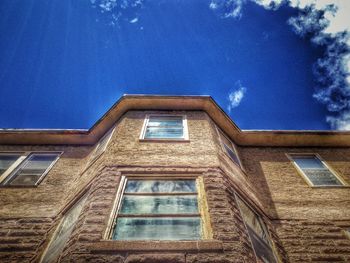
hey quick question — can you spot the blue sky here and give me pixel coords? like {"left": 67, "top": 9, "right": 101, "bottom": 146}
{"left": 0, "top": 0, "right": 349, "bottom": 130}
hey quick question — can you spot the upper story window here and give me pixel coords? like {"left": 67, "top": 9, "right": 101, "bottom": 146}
{"left": 289, "top": 154, "right": 345, "bottom": 187}
{"left": 40, "top": 193, "right": 88, "bottom": 263}
{"left": 218, "top": 129, "right": 241, "bottom": 167}
{"left": 108, "top": 177, "right": 210, "bottom": 240}
{"left": 89, "top": 127, "right": 115, "bottom": 164}
{"left": 140, "top": 115, "right": 189, "bottom": 140}
{"left": 236, "top": 195, "right": 277, "bottom": 263}
{"left": 0, "top": 152, "right": 61, "bottom": 186}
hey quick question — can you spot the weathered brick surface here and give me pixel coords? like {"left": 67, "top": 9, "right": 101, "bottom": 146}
{"left": 0, "top": 217, "right": 54, "bottom": 262}
{"left": 0, "top": 110, "right": 349, "bottom": 262}
{"left": 239, "top": 147, "right": 350, "bottom": 220}
{"left": 239, "top": 147, "right": 350, "bottom": 262}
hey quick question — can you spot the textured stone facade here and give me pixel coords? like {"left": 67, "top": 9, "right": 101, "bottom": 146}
{"left": 0, "top": 110, "right": 349, "bottom": 262}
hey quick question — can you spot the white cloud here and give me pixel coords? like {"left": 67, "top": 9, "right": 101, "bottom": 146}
{"left": 91, "top": 0, "right": 144, "bottom": 26}
{"left": 212, "top": 0, "right": 350, "bottom": 130}
{"left": 228, "top": 82, "right": 247, "bottom": 111}
{"left": 327, "top": 111, "right": 350, "bottom": 130}
{"left": 209, "top": 0, "right": 246, "bottom": 19}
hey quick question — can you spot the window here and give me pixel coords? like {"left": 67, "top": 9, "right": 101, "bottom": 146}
{"left": 40, "top": 193, "right": 88, "bottom": 263}
{"left": 218, "top": 129, "right": 241, "bottom": 166}
{"left": 0, "top": 152, "right": 61, "bottom": 186}
{"left": 109, "top": 178, "right": 208, "bottom": 240}
{"left": 140, "top": 115, "right": 188, "bottom": 140}
{"left": 290, "top": 154, "right": 345, "bottom": 186}
{"left": 236, "top": 195, "right": 277, "bottom": 263}
{"left": 89, "top": 127, "right": 115, "bottom": 163}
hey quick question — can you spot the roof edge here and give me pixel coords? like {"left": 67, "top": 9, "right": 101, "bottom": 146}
{"left": 0, "top": 95, "right": 349, "bottom": 147}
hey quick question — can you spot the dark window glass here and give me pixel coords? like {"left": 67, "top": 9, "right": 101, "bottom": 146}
{"left": 236, "top": 196, "right": 277, "bottom": 263}
{"left": 219, "top": 131, "right": 240, "bottom": 166}
{"left": 3, "top": 153, "right": 59, "bottom": 186}
{"left": 0, "top": 154, "right": 21, "bottom": 175}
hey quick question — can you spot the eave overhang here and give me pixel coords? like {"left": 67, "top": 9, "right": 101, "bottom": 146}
{"left": 0, "top": 95, "right": 349, "bottom": 147}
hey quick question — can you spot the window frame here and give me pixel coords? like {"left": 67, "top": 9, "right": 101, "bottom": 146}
{"left": 234, "top": 193, "right": 279, "bottom": 263}
{"left": 81, "top": 126, "right": 115, "bottom": 174}
{"left": 89, "top": 126, "right": 115, "bottom": 164}
{"left": 104, "top": 174, "right": 212, "bottom": 241}
{"left": 287, "top": 153, "right": 347, "bottom": 187}
{"left": 0, "top": 151, "right": 62, "bottom": 187}
{"left": 39, "top": 191, "right": 88, "bottom": 263}
{"left": 139, "top": 114, "right": 189, "bottom": 141}
{"left": 216, "top": 126, "right": 242, "bottom": 168}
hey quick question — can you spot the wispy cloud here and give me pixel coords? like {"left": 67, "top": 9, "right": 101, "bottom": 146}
{"left": 211, "top": 0, "right": 350, "bottom": 130}
{"left": 91, "top": 0, "right": 144, "bottom": 26}
{"left": 228, "top": 81, "right": 247, "bottom": 112}
{"left": 209, "top": 0, "right": 247, "bottom": 19}
{"left": 130, "top": 17, "right": 138, "bottom": 23}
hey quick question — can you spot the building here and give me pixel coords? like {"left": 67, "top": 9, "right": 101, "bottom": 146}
{"left": 0, "top": 95, "right": 349, "bottom": 263}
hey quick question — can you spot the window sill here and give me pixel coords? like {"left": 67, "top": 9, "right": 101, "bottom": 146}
{"left": 90, "top": 240, "right": 223, "bottom": 253}
{"left": 139, "top": 139, "right": 190, "bottom": 143}
{"left": 0, "top": 185, "right": 39, "bottom": 188}
{"left": 310, "top": 185, "right": 350, "bottom": 188}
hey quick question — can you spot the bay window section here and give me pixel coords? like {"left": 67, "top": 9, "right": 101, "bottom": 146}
{"left": 111, "top": 179, "right": 202, "bottom": 240}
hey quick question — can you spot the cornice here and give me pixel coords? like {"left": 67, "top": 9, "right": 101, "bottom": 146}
{"left": 0, "top": 95, "right": 349, "bottom": 147}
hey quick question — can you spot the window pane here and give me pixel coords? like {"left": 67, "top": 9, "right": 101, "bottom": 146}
{"left": 144, "top": 116, "right": 184, "bottom": 139}
{"left": 148, "top": 117, "right": 183, "bottom": 127}
{"left": 236, "top": 196, "right": 277, "bottom": 263}
{"left": 303, "top": 169, "right": 342, "bottom": 186}
{"left": 293, "top": 156, "right": 324, "bottom": 169}
{"left": 219, "top": 131, "right": 240, "bottom": 166}
{"left": 0, "top": 155, "right": 21, "bottom": 175}
{"left": 293, "top": 156, "right": 342, "bottom": 186}
{"left": 125, "top": 180, "right": 196, "bottom": 193}
{"left": 236, "top": 197, "right": 267, "bottom": 243}
{"left": 7, "top": 154, "right": 58, "bottom": 186}
{"left": 247, "top": 227, "right": 277, "bottom": 263}
{"left": 223, "top": 144, "right": 240, "bottom": 165}
{"left": 90, "top": 128, "right": 114, "bottom": 161}
{"left": 113, "top": 217, "right": 201, "bottom": 240}
{"left": 145, "top": 127, "right": 183, "bottom": 138}
{"left": 41, "top": 194, "right": 87, "bottom": 263}
{"left": 120, "top": 195, "right": 198, "bottom": 214}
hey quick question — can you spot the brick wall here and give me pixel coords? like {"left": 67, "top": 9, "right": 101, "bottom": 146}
{"left": 0, "top": 110, "right": 350, "bottom": 262}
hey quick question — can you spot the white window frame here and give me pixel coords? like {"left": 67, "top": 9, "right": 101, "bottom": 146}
{"left": 287, "top": 153, "right": 347, "bottom": 187}
{"left": 139, "top": 114, "right": 189, "bottom": 140}
{"left": 104, "top": 174, "right": 212, "bottom": 240}
{"left": 216, "top": 126, "right": 242, "bottom": 168}
{"left": 0, "top": 151, "right": 62, "bottom": 186}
